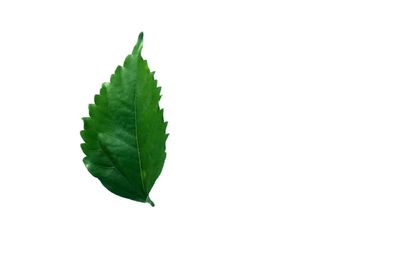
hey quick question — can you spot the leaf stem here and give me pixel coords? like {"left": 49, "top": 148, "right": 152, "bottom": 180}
{"left": 146, "top": 197, "right": 155, "bottom": 207}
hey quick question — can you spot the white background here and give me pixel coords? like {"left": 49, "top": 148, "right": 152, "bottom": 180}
{"left": 0, "top": 0, "right": 399, "bottom": 257}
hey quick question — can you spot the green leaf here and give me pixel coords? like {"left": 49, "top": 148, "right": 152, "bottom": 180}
{"left": 81, "top": 32, "right": 168, "bottom": 206}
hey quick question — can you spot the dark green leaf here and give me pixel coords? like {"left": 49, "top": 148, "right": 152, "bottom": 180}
{"left": 81, "top": 32, "right": 167, "bottom": 206}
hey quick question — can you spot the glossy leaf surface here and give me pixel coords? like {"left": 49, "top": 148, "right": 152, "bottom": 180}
{"left": 81, "top": 33, "right": 167, "bottom": 206}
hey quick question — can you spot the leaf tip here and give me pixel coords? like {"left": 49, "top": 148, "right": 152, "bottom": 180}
{"left": 133, "top": 32, "right": 144, "bottom": 55}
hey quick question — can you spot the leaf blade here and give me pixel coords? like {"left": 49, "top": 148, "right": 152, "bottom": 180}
{"left": 81, "top": 32, "right": 167, "bottom": 205}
